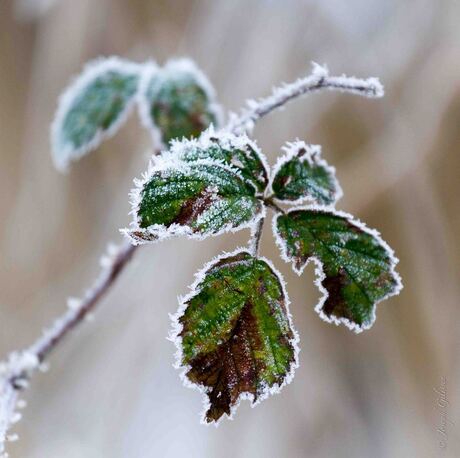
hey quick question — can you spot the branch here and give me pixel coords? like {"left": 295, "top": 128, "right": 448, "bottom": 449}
{"left": 249, "top": 217, "right": 265, "bottom": 257}
{"left": 0, "top": 240, "right": 137, "bottom": 455}
{"left": 0, "top": 378, "right": 20, "bottom": 456}
{"left": 226, "top": 63, "right": 384, "bottom": 134}
{"left": 263, "top": 196, "right": 286, "bottom": 215}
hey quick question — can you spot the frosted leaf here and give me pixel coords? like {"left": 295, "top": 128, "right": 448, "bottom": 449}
{"left": 160, "top": 127, "right": 269, "bottom": 193}
{"left": 123, "top": 159, "right": 264, "bottom": 245}
{"left": 172, "top": 250, "right": 298, "bottom": 424}
{"left": 51, "top": 57, "right": 142, "bottom": 171}
{"left": 274, "top": 207, "right": 402, "bottom": 332}
{"left": 138, "top": 58, "right": 222, "bottom": 146}
{"left": 270, "top": 141, "right": 342, "bottom": 206}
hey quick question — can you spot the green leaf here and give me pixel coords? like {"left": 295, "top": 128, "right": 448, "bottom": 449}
{"left": 174, "top": 251, "right": 298, "bottom": 423}
{"left": 275, "top": 208, "right": 402, "bottom": 332}
{"left": 165, "top": 128, "right": 269, "bottom": 193}
{"left": 123, "top": 160, "right": 264, "bottom": 244}
{"left": 51, "top": 57, "right": 141, "bottom": 171}
{"left": 271, "top": 142, "right": 341, "bottom": 206}
{"left": 139, "top": 59, "right": 221, "bottom": 145}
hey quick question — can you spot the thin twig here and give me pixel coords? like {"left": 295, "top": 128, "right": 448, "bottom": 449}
{"left": 0, "top": 380, "right": 19, "bottom": 455}
{"left": 0, "top": 241, "right": 137, "bottom": 455}
{"left": 263, "top": 196, "right": 286, "bottom": 215}
{"left": 32, "top": 241, "right": 137, "bottom": 364}
{"left": 249, "top": 217, "right": 265, "bottom": 257}
{"left": 226, "top": 63, "right": 384, "bottom": 134}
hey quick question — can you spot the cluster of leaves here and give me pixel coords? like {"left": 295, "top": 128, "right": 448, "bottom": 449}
{"left": 52, "top": 57, "right": 402, "bottom": 425}
{"left": 51, "top": 56, "right": 221, "bottom": 171}
{"left": 125, "top": 133, "right": 401, "bottom": 423}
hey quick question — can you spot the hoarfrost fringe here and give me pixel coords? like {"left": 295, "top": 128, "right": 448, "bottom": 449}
{"left": 227, "top": 62, "right": 384, "bottom": 134}
{"left": 0, "top": 351, "right": 37, "bottom": 457}
{"left": 121, "top": 127, "right": 268, "bottom": 245}
{"left": 51, "top": 56, "right": 143, "bottom": 172}
{"left": 155, "top": 124, "right": 270, "bottom": 176}
{"left": 137, "top": 58, "right": 223, "bottom": 148}
{"left": 271, "top": 205, "right": 403, "bottom": 333}
{"left": 268, "top": 140, "right": 343, "bottom": 206}
{"left": 0, "top": 241, "right": 137, "bottom": 453}
{"left": 169, "top": 248, "right": 300, "bottom": 426}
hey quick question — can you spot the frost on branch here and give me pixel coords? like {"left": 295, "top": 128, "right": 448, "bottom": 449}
{"left": 227, "top": 62, "right": 384, "bottom": 134}
{"left": 122, "top": 129, "right": 268, "bottom": 245}
{"left": 274, "top": 208, "right": 402, "bottom": 332}
{"left": 51, "top": 57, "right": 142, "bottom": 171}
{"left": 172, "top": 250, "right": 298, "bottom": 424}
{"left": 270, "top": 141, "right": 342, "bottom": 206}
{"left": 138, "top": 58, "right": 222, "bottom": 147}
{"left": 0, "top": 351, "right": 39, "bottom": 456}
{"left": 0, "top": 380, "right": 19, "bottom": 457}
{"left": 0, "top": 241, "right": 136, "bottom": 456}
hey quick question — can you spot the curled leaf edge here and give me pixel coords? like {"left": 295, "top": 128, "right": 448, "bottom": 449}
{"left": 272, "top": 205, "right": 403, "bottom": 333}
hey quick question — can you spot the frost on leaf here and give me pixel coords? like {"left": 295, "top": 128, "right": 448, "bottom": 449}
{"left": 51, "top": 57, "right": 141, "bottom": 171}
{"left": 270, "top": 141, "right": 341, "bottom": 206}
{"left": 163, "top": 128, "right": 269, "bottom": 193}
{"left": 138, "top": 58, "right": 221, "bottom": 146}
{"left": 124, "top": 160, "right": 264, "bottom": 244}
{"left": 174, "top": 251, "right": 298, "bottom": 423}
{"left": 274, "top": 208, "right": 402, "bottom": 332}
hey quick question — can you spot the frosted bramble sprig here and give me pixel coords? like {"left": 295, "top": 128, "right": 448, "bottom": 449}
{"left": 0, "top": 58, "right": 401, "bottom": 454}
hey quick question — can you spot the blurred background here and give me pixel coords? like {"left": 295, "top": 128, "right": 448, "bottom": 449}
{"left": 1, "top": 0, "right": 459, "bottom": 456}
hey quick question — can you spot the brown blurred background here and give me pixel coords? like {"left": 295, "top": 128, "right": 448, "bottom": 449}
{"left": 1, "top": 0, "right": 459, "bottom": 457}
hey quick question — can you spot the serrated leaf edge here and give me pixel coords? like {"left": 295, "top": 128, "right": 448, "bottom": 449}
{"left": 51, "top": 56, "right": 145, "bottom": 172}
{"left": 121, "top": 156, "right": 266, "bottom": 245}
{"left": 272, "top": 205, "right": 403, "bottom": 333}
{"left": 137, "top": 58, "right": 224, "bottom": 148}
{"left": 156, "top": 125, "right": 270, "bottom": 179}
{"left": 169, "top": 247, "right": 300, "bottom": 426}
{"left": 268, "top": 141, "right": 343, "bottom": 207}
